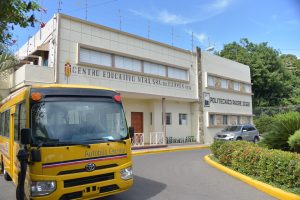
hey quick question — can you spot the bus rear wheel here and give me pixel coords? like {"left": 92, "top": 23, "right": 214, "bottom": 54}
{"left": 2, "top": 163, "right": 12, "bottom": 181}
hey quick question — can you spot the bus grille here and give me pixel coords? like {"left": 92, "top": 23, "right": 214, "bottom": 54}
{"left": 59, "top": 191, "right": 82, "bottom": 200}
{"left": 58, "top": 164, "right": 118, "bottom": 175}
{"left": 64, "top": 173, "right": 114, "bottom": 188}
{"left": 100, "top": 184, "right": 119, "bottom": 193}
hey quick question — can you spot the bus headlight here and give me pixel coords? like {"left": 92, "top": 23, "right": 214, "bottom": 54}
{"left": 120, "top": 166, "right": 133, "bottom": 180}
{"left": 31, "top": 181, "right": 56, "bottom": 196}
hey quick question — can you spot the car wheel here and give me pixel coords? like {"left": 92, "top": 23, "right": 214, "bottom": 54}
{"left": 236, "top": 137, "right": 242, "bottom": 141}
{"left": 253, "top": 136, "right": 259, "bottom": 143}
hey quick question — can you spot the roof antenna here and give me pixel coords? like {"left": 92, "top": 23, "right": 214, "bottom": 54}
{"left": 85, "top": 0, "right": 88, "bottom": 20}
{"left": 206, "top": 37, "right": 215, "bottom": 52}
{"left": 118, "top": 9, "right": 122, "bottom": 31}
{"left": 191, "top": 31, "right": 194, "bottom": 52}
{"left": 147, "top": 20, "right": 150, "bottom": 39}
{"left": 58, "top": 0, "right": 62, "bottom": 13}
{"left": 171, "top": 27, "right": 174, "bottom": 46}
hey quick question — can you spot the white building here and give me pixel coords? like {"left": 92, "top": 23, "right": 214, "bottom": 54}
{"left": 1, "top": 13, "right": 253, "bottom": 145}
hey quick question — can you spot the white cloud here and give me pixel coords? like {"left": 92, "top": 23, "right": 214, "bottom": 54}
{"left": 157, "top": 10, "right": 191, "bottom": 25}
{"left": 185, "top": 30, "right": 207, "bottom": 43}
{"left": 129, "top": 9, "right": 192, "bottom": 25}
{"left": 211, "top": 0, "right": 231, "bottom": 9}
{"left": 129, "top": 0, "right": 233, "bottom": 25}
{"left": 129, "top": 9, "right": 153, "bottom": 20}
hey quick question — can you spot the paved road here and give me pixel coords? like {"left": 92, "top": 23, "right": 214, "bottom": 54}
{"left": 0, "top": 149, "right": 275, "bottom": 200}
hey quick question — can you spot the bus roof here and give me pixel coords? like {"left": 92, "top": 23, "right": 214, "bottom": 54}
{"left": 0, "top": 84, "right": 115, "bottom": 108}
{"left": 31, "top": 84, "right": 114, "bottom": 91}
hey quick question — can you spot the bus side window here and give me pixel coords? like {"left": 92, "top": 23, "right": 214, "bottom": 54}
{"left": 14, "top": 102, "right": 26, "bottom": 141}
{"left": 14, "top": 105, "right": 19, "bottom": 141}
{"left": 0, "top": 112, "right": 3, "bottom": 136}
{"left": 3, "top": 110, "right": 10, "bottom": 137}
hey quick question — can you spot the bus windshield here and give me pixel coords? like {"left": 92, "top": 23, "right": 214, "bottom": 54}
{"left": 31, "top": 100, "right": 128, "bottom": 146}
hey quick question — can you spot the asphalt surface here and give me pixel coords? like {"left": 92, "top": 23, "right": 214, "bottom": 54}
{"left": 0, "top": 149, "right": 275, "bottom": 200}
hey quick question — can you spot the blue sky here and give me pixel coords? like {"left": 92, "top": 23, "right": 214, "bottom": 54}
{"left": 11, "top": 0, "right": 300, "bottom": 57}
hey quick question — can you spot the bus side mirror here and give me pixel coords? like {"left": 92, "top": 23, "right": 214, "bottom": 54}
{"left": 129, "top": 127, "right": 134, "bottom": 139}
{"left": 20, "top": 128, "right": 31, "bottom": 145}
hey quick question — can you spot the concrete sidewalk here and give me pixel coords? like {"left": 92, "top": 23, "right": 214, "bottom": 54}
{"left": 132, "top": 143, "right": 209, "bottom": 156}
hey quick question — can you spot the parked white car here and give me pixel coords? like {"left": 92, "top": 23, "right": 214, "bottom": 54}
{"left": 214, "top": 124, "right": 260, "bottom": 143}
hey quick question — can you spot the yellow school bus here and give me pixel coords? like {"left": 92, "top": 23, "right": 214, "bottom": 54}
{"left": 0, "top": 84, "right": 133, "bottom": 199}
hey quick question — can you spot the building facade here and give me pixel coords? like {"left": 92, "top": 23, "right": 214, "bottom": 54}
{"left": 1, "top": 13, "right": 253, "bottom": 145}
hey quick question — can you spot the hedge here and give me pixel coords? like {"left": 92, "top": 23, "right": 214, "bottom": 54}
{"left": 210, "top": 141, "right": 300, "bottom": 193}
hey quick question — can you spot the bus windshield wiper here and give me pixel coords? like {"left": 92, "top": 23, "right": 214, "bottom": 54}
{"left": 58, "top": 142, "right": 91, "bottom": 148}
{"left": 36, "top": 140, "right": 90, "bottom": 148}
{"left": 88, "top": 138, "right": 126, "bottom": 144}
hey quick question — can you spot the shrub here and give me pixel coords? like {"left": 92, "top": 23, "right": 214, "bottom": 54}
{"left": 253, "top": 114, "right": 274, "bottom": 135}
{"left": 288, "top": 130, "right": 300, "bottom": 153}
{"left": 260, "top": 111, "right": 300, "bottom": 150}
{"left": 210, "top": 141, "right": 300, "bottom": 192}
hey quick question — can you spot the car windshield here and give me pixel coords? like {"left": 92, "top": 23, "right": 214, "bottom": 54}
{"left": 31, "top": 100, "right": 128, "bottom": 146}
{"left": 222, "top": 126, "right": 242, "bottom": 132}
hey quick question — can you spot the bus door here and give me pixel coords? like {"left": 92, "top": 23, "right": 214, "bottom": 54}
{"left": 9, "top": 106, "right": 16, "bottom": 181}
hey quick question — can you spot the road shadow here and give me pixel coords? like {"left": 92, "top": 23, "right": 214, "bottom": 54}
{"left": 101, "top": 175, "right": 167, "bottom": 200}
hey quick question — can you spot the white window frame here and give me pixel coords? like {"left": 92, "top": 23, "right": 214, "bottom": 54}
{"left": 144, "top": 62, "right": 166, "bottom": 77}
{"left": 207, "top": 75, "right": 215, "bottom": 87}
{"left": 209, "top": 114, "right": 215, "bottom": 126}
{"left": 166, "top": 113, "right": 172, "bottom": 125}
{"left": 168, "top": 67, "right": 188, "bottom": 81}
{"left": 179, "top": 113, "right": 187, "bottom": 125}
{"left": 244, "top": 84, "right": 251, "bottom": 93}
{"left": 79, "top": 47, "right": 112, "bottom": 67}
{"left": 233, "top": 82, "right": 240, "bottom": 91}
{"left": 221, "top": 79, "right": 228, "bottom": 89}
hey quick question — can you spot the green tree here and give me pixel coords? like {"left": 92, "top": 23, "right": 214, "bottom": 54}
{"left": 0, "top": 0, "right": 41, "bottom": 47}
{"left": 218, "top": 38, "right": 298, "bottom": 107}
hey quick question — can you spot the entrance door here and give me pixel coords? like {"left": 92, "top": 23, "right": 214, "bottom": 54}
{"left": 131, "top": 112, "right": 143, "bottom": 133}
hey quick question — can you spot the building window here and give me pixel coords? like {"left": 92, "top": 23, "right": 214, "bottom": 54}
{"left": 115, "top": 55, "right": 142, "bottom": 72}
{"left": 223, "top": 115, "right": 228, "bottom": 125}
{"left": 209, "top": 114, "right": 215, "bottom": 126}
{"left": 237, "top": 116, "right": 241, "bottom": 124}
{"left": 144, "top": 62, "right": 166, "bottom": 77}
{"left": 79, "top": 47, "right": 112, "bottom": 67}
{"left": 221, "top": 79, "right": 228, "bottom": 89}
{"left": 233, "top": 82, "right": 240, "bottom": 91}
{"left": 168, "top": 67, "right": 188, "bottom": 81}
{"left": 150, "top": 112, "right": 152, "bottom": 125}
{"left": 244, "top": 84, "right": 251, "bottom": 93}
{"left": 207, "top": 75, "right": 215, "bottom": 87}
{"left": 166, "top": 113, "right": 172, "bottom": 125}
{"left": 179, "top": 114, "right": 187, "bottom": 125}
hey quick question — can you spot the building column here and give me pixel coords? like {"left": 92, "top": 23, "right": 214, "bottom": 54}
{"left": 162, "top": 98, "right": 166, "bottom": 144}
{"left": 197, "top": 47, "right": 205, "bottom": 144}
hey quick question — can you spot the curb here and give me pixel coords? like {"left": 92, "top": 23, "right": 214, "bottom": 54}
{"left": 132, "top": 146, "right": 209, "bottom": 156}
{"left": 204, "top": 155, "right": 300, "bottom": 200}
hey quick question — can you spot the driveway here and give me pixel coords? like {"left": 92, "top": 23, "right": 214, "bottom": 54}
{"left": 0, "top": 149, "right": 275, "bottom": 200}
